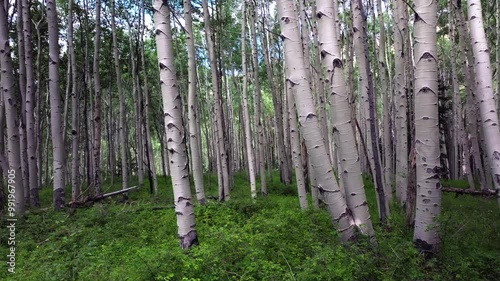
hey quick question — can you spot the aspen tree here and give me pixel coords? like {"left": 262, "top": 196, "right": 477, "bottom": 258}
{"left": 111, "top": 0, "right": 129, "bottom": 192}
{"left": 0, "top": 0, "right": 25, "bottom": 215}
{"left": 316, "top": 0, "right": 375, "bottom": 243}
{"left": 278, "top": 0, "right": 355, "bottom": 242}
{"left": 413, "top": 0, "right": 442, "bottom": 254}
{"left": 467, "top": 0, "right": 500, "bottom": 204}
{"left": 350, "top": 0, "right": 388, "bottom": 220}
{"left": 47, "top": 0, "right": 66, "bottom": 209}
{"left": 153, "top": 0, "right": 198, "bottom": 248}
{"left": 185, "top": 0, "right": 206, "bottom": 204}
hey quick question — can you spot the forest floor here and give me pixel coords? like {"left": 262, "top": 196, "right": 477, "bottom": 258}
{"left": 1, "top": 172, "right": 499, "bottom": 281}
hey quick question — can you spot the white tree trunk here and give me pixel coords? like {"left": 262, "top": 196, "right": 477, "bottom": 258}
{"left": 93, "top": 0, "right": 103, "bottom": 195}
{"left": 184, "top": 0, "right": 206, "bottom": 204}
{"left": 394, "top": 0, "right": 409, "bottom": 205}
{"left": 449, "top": 1, "right": 474, "bottom": 189}
{"left": 47, "top": 0, "right": 66, "bottom": 209}
{"left": 202, "top": 0, "right": 230, "bottom": 200}
{"left": 278, "top": 0, "right": 355, "bottom": 242}
{"left": 467, "top": 0, "right": 500, "bottom": 204}
{"left": 240, "top": 1, "right": 257, "bottom": 199}
{"left": 377, "top": 0, "right": 393, "bottom": 202}
{"left": 21, "top": 0, "right": 39, "bottom": 207}
{"left": 0, "top": 0, "right": 25, "bottom": 216}
{"left": 287, "top": 71, "right": 308, "bottom": 209}
{"left": 248, "top": 1, "right": 267, "bottom": 195}
{"left": 316, "top": 0, "right": 376, "bottom": 243}
{"left": 140, "top": 0, "right": 158, "bottom": 196}
{"left": 350, "top": 0, "right": 389, "bottom": 220}
{"left": 413, "top": 0, "right": 442, "bottom": 254}
{"left": 68, "top": 0, "right": 80, "bottom": 202}
{"left": 128, "top": 29, "right": 145, "bottom": 187}
{"left": 153, "top": 0, "right": 198, "bottom": 248}
{"left": 111, "top": 0, "right": 129, "bottom": 191}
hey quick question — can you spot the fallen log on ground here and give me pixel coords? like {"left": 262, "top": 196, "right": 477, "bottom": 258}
{"left": 68, "top": 186, "right": 139, "bottom": 207}
{"left": 441, "top": 187, "right": 498, "bottom": 197}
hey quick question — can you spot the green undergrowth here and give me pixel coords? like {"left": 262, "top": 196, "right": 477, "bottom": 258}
{"left": 1, "top": 173, "right": 499, "bottom": 280}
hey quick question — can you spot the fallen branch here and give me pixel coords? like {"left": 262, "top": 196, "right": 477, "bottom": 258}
{"left": 441, "top": 187, "right": 498, "bottom": 197}
{"left": 68, "top": 186, "right": 139, "bottom": 207}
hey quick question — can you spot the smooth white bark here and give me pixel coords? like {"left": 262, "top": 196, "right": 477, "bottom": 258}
{"left": 153, "top": 0, "right": 198, "bottom": 248}
{"left": 316, "top": 0, "right": 375, "bottom": 243}
{"left": 47, "top": 0, "right": 66, "bottom": 209}
{"left": 185, "top": 0, "right": 206, "bottom": 204}
{"left": 278, "top": 0, "right": 355, "bottom": 242}
{"left": 467, "top": 0, "right": 500, "bottom": 204}
{"left": 413, "top": 0, "right": 442, "bottom": 254}
{"left": 0, "top": 0, "right": 25, "bottom": 215}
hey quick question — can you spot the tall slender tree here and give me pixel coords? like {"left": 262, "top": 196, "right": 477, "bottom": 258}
{"left": 111, "top": 0, "right": 129, "bottom": 191}
{"left": 153, "top": 0, "right": 198, "bottom": 248}
{"left": 68, "top": 0, "right": 80, "bottom": 202}
{"left": 185, "top": 0, "right": 206, "bottom": 204}
{"left": 316, "top": 0, "right": 375, "bottom": 243}
{"left": 413, "top": 0, "right": 442, "bottom": 254}
{"left": 93, "top": 0, "right": 103, "bottom": 195}
{"left": 248, "top": 0, "right": 267, "bottom": 195}
{"left": 467, "top": 0, "right": 500, "bottom": 205}
{"left": 140, "top": 0, "right": 158, "bottom": 195}
{"left": 202, "top": 0, "right": 230, "bottom": 200}
{"left": 0, "top": 0, "right": 25, "bottom": 216}
{"left": 47, "top": 0, "right": 66, "bottom": 210}
{"left": 240, "top": 0, "right": 257, "bottom": 199}
{"left": 350, "top": 0, "right": 388, "bottom": 221}
{"left": 377, "top": 0, "right": 393, "bottom": 200}
{"left": 278, "top": 0, "right": 355, "bottom": 243}
{"left": 394, "top": 0, "right": 409, "bottom": 206}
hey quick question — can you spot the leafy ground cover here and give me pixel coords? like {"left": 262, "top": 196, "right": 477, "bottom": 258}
{"left": 1, "top": 173, "right": 499, "bottom": 280}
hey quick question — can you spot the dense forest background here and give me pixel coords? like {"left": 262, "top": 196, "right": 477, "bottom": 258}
{"left": 0, "top": 0, "right": 500, "bottom": 280}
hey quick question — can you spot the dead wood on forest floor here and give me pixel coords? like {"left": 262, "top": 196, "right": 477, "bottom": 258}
{"left": 68, "top": 186, "right": 139, "bottom": 207}
{"left": 441, "top": 187, "right": 498, "bottom": 197}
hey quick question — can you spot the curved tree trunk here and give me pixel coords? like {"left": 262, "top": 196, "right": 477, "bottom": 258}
{"left": 316, "top": 0, "right": 376, "bottom": 243}
{"left": 153, "top": 0, "right": 198, "bottom": 249}
{"left": 47, "top": 0, "right": 66, "bottom": 210}
{"left": 278, "top": 0, "right": 355, "bottom": 243}
{"left": 412, "top": 0, "right": 442, "bottom": 254}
